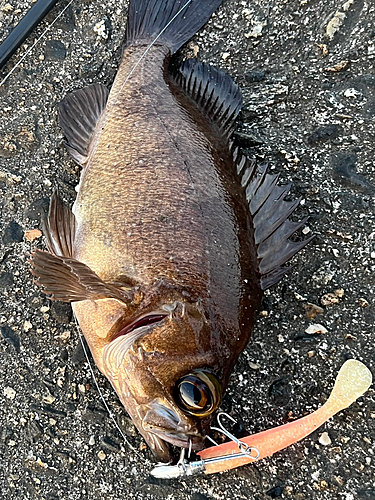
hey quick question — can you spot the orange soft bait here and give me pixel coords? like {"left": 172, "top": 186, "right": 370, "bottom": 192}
{"left": 198, "top": 359, "right": 372, "bottom": 473}
{"left": 151, "top": 360, "right": 372, "bottom": 478}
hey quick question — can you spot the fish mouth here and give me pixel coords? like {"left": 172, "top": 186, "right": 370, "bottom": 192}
{"left": 145, "top": 427, "right": 205, "bottom": 450}
{"left": 111, "top": 312, "right": 168, "bottom": 341}
{"left": 141, "top": 402, "right": 205, "bottom": 451}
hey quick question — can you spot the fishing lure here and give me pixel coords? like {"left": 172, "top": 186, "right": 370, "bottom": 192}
{"left": 151, "top": 359, "right": 372, "bottom": 478}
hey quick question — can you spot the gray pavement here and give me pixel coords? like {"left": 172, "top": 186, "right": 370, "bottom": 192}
{"left": 0, "top": 0, "right": 374, "bottom": 498}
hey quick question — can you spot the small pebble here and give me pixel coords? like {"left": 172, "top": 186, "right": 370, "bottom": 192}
{"left": 4, "top": 387, "right": 16, "bottom": 399}
{"left": 24, "top": 229, "right": 42, "bottom": 242}
{"left": 23, "top": 321, "right": 32, "bottom": 332}
{"left": 249, "top": 361, "right": 261, "bottom": 370}
{"left": 321, "top": 293, "right": 339, "bottom": 306}
{"left": 358, "top": 298, "right": 369, "bottom": 308}
{"left": 50, "top": 302, "right": 72, "bottom": 324}
{"left": 37, "top": 458, "right": 47, "bottom": 468}
{"left": 319, "top": 432, "right": 332, "bottom": 446}
{"left": 43, "top": 394, "right": 56, "bottom": 405}
{"left": 245, "top": 70, "right": 266, "bottom": 83}
{"left": 45, "top": 40, "right": 67, "bottom": 60}
{"left": 56, "top": 331, "right": 71, "bottom": 342}
{"left": 93, "top": 19, "right": 108, "bottom": 40}
{"left": 0, "top": 273, "right": 13, "bottom": 289}
{"left": 326, "top": 11, "right": 346, "bottom": 40}
{"left": 325, "top": 60, "right": 349, "bottom": 72}
{"left": 317, "top": 43, "right": 329, "bottom": 56}
{"left": 3, "top": 221, "right": 23, "bottom": 244}
{"left": 305, "top": 324, "right": 328, "bottom": 334}
{"left": 97, "top": 450, "right": 106, "bottom": 461}
{"left": 303, "top": 302, "right": 324, "bottom": 320}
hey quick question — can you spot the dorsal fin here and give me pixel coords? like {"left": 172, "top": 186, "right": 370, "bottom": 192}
{"left": 234, "top": 150, "right": 313, "bottom": 290}
{"left": 58, "top": 83, "right": 109, "bottom": 166}
{"left": 172, "top": 59, "right": 243, "bottom": 138}
{"left": 42, "top": 191, "right": 76, "bottom": 258}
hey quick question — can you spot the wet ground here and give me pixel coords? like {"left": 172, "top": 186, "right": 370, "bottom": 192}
{"left": 0, "top": 0, "right": 374, "bottom": 498}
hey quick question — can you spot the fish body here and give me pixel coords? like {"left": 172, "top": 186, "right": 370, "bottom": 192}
{"left": 31, "top": 0, "right": 310, "bottom": 461}
{"left": 73, "top": 42, "right": 261, "bottom": 458}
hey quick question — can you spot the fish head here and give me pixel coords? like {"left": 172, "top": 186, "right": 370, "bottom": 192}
{"left": 101, "top": 300, "right": 229, "bottom": 461}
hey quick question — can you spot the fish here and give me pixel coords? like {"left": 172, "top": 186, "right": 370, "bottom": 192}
{"left": 30, "top": 0, "right": 311, "bottom": 462}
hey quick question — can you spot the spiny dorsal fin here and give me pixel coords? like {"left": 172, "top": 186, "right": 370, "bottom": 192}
{"left": 30, "top": 250, "right": 133, "bottom": 304}
{"left": 43, "top": 191, "right": 76, "bottom": 258}
{"left": 172, "top": 59, "right": 243, "bottom": 138}
{"left": 58, "top": 83, "right": 109, "bottom": 166}
{"left": 234, "top": 150, "right": 313, "bottom": 290}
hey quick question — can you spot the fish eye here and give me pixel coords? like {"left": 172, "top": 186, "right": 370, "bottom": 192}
{"left": 174, "top": 370, "right": 222, "bottom": 417}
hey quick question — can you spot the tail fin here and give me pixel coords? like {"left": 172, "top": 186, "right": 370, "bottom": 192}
{"left": 124, "top": 0, "right": 223, "bottom": 54}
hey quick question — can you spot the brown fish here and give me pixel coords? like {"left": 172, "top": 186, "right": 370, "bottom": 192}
{"left": 30, "top": 0, "right": 311, "bottom": 462}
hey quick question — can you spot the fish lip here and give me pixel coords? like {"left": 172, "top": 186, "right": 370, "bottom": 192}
{"left": 110, "top": 311, "right": 168, "bottom": 341}
{"left": 143, "top": 424, "right": 205, "bottom": 450}
{"left": 141, "top": 428, "right": 173, "bottom": 462}
{"left": 141, "top": 402, "right": 205, "bottom": 450}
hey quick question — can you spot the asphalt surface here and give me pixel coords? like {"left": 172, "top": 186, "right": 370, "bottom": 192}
{"left": 0, "top": 0, "right": 374, "bottom": 499}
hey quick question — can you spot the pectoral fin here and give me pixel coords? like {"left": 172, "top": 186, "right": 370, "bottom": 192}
{"left": 31, "top": 192, "right": 133, "bottom": 303}
{"left": 30, "top": 250, "right": 133, "bottom": 304}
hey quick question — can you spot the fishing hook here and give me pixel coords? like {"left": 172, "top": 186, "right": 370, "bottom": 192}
{"left": 211, "top": 412, "right": 260, "bottom": 459}
{"left": 150, "top": 412, "right": 260, "bottom": 479}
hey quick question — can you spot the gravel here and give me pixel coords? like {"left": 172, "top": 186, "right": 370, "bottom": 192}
{"left": 0, "top": 0, "right": 374, "bottom": 498}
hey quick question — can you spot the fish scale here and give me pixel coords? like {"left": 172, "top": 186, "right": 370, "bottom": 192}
{"left": 75, "top": 45, "right": 251, "bottom": 309}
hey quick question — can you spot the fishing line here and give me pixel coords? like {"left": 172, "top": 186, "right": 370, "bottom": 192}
{"left": 0, "top": 0, "right": 75, "bottom": 87}
{"left": 68, "top": 2, "right": 193, "bottom": 463}
{"left": 7, "top": 0, "right": 191, "bottom": 462}
{"left": 106, "top": 0, "right": 192, "bottom": 113}
{"left": 73, "top": 312, "right": 149, "bottom": 463}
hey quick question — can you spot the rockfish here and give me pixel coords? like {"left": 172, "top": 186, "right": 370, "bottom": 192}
{"left": 30, "top": 0, "right": 310, "bottom": 462}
